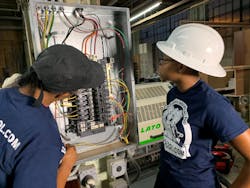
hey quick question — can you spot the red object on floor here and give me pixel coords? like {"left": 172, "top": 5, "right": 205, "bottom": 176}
{"left": 212, "top": 144, "right": 234, "bottom": 174}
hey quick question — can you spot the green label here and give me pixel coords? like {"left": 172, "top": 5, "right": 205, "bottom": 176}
{"left": 139, "top": 136, "right": 163, "bottom": 145}
{"left": 140, "top": 123, "right": 161, "bottom": 133}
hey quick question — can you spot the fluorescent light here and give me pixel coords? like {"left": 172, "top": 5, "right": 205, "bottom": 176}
{"left": 130, "top": 1, "right": 162, "bottom": 22}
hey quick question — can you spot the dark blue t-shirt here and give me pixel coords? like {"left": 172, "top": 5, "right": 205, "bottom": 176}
{"left": 0, "top": 87, "right": 65, "bottom": 188}
{"left": 159, "top": 80, "right": 248, "bottom": 188}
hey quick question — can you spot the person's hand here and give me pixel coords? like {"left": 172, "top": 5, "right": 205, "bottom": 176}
{"left": 57, "top": 144, "right": 77, "bottom": 188}
{"left": 61, "top": 144, "right": 77, "bottom": 169}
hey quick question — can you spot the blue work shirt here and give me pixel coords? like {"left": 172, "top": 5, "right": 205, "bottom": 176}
{"left": 0, "top": 87, "right": 65, "bottom": 188}
{"left": 157, "top": 80, "right": 248, "bottom": 188}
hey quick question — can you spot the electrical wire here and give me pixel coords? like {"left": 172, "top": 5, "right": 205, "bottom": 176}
{"left": 65, "top": 114, "right": 79, "bottom": 118}
{"left": 108, "top": 79, "right": 131, "bottom": 143}
{"left": 36, "top": 9, "right": 55, "bottom": 48}
{"left": 58, "top": 10, "right": 75, "bottom": 29}
{"left": 83, "top": 31, "right": 97, "bottom": 55}
{"left": 77, "top": 13, "right": 100, "bottom": 55}
{"left": 61, "top": 18, "right": 85, "bottom": 44}
{"left": 111, "top": 79, "right": 131, "bottom": 111}
{"left": 109, "top": 95, "right": 129, "bottom": 143}
{"left": 46, "top": 9, "right": 55, "bottom": 48}
{"left": 103, "top": 28, "right": 125, "bottom": 49}
{"left": 61, "top": 26, "right": 75, "bottom": 44}
{"left": 60, "top": 104, "right": 77, "bottom": 108}
{"left": 84, "top": 18, "right": 98, "bottom": 54}
{"left": 42, "top": 9, "right": 128, "bottom": 56}
{"left": 111, "top": 26, "right": 129, "bottom": 49}
{"left": 59, "top": 9, "right": 98, "bottom": 36}
{"left": 85, "top": 14, "right": 107, "bottom": 57}
{"left": 80, "top": 17, "right": 98, "bottom": 55}
{"left": 36, "top": 11, "right": 44, "bottom": 34}
{"left": 77, "top": 13, "right": 127, "bottom": 57}
{"left": 61, "top": 9, "right": 85, "bottom": 33}
{"left": 57, "top": 10, "right": 127, "bottom": 58}
{"left": 128, "top": 157, "right": 141, "bottom": 184}
{"left": 109, "top": 96, "right": 127, "bottom": 131}
{"left": 41, "top": 8, "right": 49, "bottom": 49}
{"left": 68, "top": 95, "right": 77, "bottom": 100}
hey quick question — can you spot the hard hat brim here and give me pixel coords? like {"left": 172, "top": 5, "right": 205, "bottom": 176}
{"left": 157, "top": 41, "right": 226, "bottom": 77}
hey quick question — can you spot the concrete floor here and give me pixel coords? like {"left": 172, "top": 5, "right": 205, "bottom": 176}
{"left": 130, "top": 167, "right": 158, "bottom": 188}
{"left": 130, "top": 150, "right": 244, "bottom": 188}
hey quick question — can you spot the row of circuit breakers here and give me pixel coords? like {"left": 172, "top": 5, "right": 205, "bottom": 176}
{"left": 64, "top": 58, "right": 118, "bottom": 137}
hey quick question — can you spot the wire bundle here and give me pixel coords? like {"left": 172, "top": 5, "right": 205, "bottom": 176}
{"left": 36, "top": 7, "right": 55, "bottom": 49}
{"left": 36, "top": 6, "right": 132, "bottom": 145}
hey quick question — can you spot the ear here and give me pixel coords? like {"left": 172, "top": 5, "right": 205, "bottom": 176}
{"left": 177, "top": 64, "right": 185, "bottom": 73}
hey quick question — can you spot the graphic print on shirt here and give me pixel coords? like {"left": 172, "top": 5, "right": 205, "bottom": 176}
{"left": 162, "top": 99, "right": 192, "bottom": 159}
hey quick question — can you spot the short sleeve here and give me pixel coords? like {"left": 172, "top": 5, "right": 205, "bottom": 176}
{"left": 13, "top": 147, "right": 63, "bottom": 188}
{"left": 206, "top": 98, "right": 248, "bottom": 143}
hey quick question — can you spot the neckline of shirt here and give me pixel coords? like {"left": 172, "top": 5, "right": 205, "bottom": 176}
{"left": 11, "top": 87, "right": 48, "bottom": 109}
{"left": 174, "top": 79, "right": 203, "bottom": 96}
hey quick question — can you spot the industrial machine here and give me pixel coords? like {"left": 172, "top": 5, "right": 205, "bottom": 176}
{"left": 135, "top": 82, "right": 171, "bottom": 145}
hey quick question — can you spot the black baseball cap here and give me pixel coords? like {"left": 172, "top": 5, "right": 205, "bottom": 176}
{"left": 31, "top": 44, "right": 105, "bottom": 93}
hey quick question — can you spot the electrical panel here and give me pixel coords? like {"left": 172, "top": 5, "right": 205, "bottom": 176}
{"left": 26, "top": 0, "right": 137, "bottom": 152}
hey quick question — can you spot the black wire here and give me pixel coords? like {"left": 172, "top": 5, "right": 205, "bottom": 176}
{"left": 52, "top": 36, "right": 56, "bottom": 45}
{"left": 127, "top": 154, "right": 141, "bottom": 184}
{"left": 61, "top": 18, "right": 85, "bottom": 44}
{"left": 61, "top": 26, "right": 74, "bottom": 44}
{"left": 101, "top": 36, "right": 105, "bottom": 58}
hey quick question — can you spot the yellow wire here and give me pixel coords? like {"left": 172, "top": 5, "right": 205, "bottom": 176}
{"left": 68, "top": 96, "right": 77, "bottom": 100}
{"left": 110, "top": 79, "right": 131, "bottom": 111}
{"left": 74, "top": 141, "right": 98, "bottom": 147}
{"left": 109, "top": 96, "right": 128, "bottom": 133}
{"left": 60, "top": 104, "right": 77, "bottom": 108}
{"left": 42, "top": 9, "right": 49, "bottom": 49}
{"left": 65, "top": 110, "right": 78, "bottom": 115}
{"left": 65, "top": 114, "right": 79, "bottom": 118}
{"left": 109, "top": 97, "right": 124, "bottom": 114}
{"left": 108, "top": 79, "right": 131, "bottom": 141}
{"left": 46, "top": 10, "right": 53, "bottom": 36}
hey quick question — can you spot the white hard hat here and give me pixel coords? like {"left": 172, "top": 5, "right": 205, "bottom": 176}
{"left": 157, "top": 23, "right": 226, "bottom": 77}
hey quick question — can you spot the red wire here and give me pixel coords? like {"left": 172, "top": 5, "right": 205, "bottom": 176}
{"left": 60, "top": 13, "right": 126, "bottom": 56}
{"left": 85, "top": 18, "right": 99, "bottom": 54}
{"left": 104, "top": 28, "right": 125, "bottom": 48}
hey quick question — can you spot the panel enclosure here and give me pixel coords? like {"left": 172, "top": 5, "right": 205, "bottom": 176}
{"left": 26, "top": 0, "right": 137, "bottom": 158}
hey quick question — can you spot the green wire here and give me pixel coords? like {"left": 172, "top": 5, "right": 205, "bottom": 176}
{"left": 106, "top": 26, "right": 129, "bottom": 50}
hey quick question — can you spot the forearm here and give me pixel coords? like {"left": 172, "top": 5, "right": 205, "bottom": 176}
{"left": 57, "top": 163, "right": 73, "bottom": 188}
{"left": 230, "top": 160, "right": 250, "bottom": 188}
